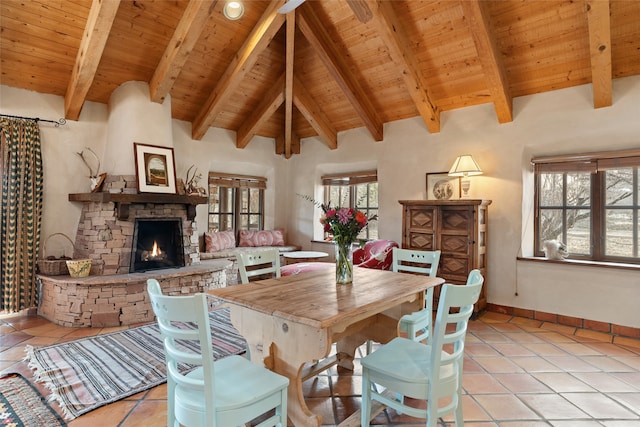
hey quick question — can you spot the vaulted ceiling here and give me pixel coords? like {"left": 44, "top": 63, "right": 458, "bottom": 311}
{"left": 1, "top": 0, "right": 639, "bottom": 158}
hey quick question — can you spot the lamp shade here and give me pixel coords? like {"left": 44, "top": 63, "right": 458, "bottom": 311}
{"left": 448, "top": 155, "right": 483, "bottom": 177}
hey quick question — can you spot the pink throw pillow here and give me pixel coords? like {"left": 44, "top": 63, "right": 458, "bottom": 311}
{"left": 205, "top": 231, "right": 236, "bottom": 252}
{"left": 238, "top": 229, "right": 285, "bottom": 247}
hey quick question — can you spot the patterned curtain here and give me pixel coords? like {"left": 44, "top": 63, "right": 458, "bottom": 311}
{"left": 0, "top": 117, "right": 44, "bottom": 312}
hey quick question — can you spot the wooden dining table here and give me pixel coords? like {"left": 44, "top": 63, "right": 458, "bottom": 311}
{"left": 207, "top": 266, "right": 444, "bottom": 427}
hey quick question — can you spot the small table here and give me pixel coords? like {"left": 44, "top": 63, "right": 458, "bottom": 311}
{"left": 282, "top": 250, "right": 329, "bottom": 265}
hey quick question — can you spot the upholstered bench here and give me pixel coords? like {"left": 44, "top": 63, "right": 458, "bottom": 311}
{"left": 200, "top": 230, "right": 300, "bottom": 284}
{"left": 199, "top": 245, "right": 300, "bottom": 261}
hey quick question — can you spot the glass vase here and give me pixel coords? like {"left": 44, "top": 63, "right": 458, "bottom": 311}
{"left": 335, "top": 240, "right": 353, "bottom": 285}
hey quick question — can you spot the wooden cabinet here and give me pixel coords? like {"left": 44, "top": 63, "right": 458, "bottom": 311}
{"left": 399, "top": 199, "right": 491, "bottom": 313}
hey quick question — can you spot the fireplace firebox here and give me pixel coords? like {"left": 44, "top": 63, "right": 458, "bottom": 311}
{"left": 130, "top": 218, "right": 185, "bottom": 273}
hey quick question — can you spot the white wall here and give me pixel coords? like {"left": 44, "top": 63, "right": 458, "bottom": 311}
{"left": 2, "top": 75, "right": 639, "bottom": 327}
{"left": 105, "top": 81, "right": 174, "bottom": 175}
{"left": 289, "top": 75, "right": 640, "bottom": 328}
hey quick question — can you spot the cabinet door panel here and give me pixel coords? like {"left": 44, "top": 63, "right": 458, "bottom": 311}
{"left": 408, "top": 232, "right": 435, "bottom": 250}
{"left": 408, "top": 207, "right": 435, "bottom": 231}
{"left": 440, "top": 207, "right": 472, "bottom": 234}
{"left": 440, "top": 235, "right": 469, "bottom": 256}
{"left": 440, "top": 256, "right": 469, "bottom": 282}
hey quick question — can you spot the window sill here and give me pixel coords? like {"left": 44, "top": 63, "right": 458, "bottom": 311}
{"left": 311, "top": 239, "right": 372, "bottom": 246}
{"left": 517, "top": 256, "right": 640, "bottom": 271}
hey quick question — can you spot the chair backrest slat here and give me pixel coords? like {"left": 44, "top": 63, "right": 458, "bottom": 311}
{"left": 392, "top": 248, "right": 441, "bottom": 277}
{"left": 237, "top": 249, "right": 281, "bottom": 284}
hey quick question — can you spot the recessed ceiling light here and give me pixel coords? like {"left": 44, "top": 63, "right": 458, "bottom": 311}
{"left": 224, "top": 1, "right": 244, "bottom": 20}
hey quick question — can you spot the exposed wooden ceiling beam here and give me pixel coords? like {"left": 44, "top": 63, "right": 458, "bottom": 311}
{"left": 364, "top": 0, "right": 440, "bottom": 133}
{"left": 293, "top": 75, "right": 338, "bottom": 150}
{"left": 236, "top": 75, "right": 286, "bottom": 149}
{"left": 191, "top": 0, "right": 286, "bottom": 140}
{"left": 346, "top": 0, "right": 373, "bottom": 24}
{"left": 64, "top": 0, "right": 120, "bottom": 121}
{"left": 297, "top": 5, "right": 383, "bottom": 141}
{"left": 275, "top": 132, "right": 300, "bottom": 155}
{"left": 149, "top": 0, "right": 217, "bottom": 104}
{"left": 586, "top": 0, "right": 612, "bottom": 108}
{"left": 461, "top": 0, "right": 512, "bottom": 124}
{"left": 284, "top": 13, "right": 296, "bottom": 158}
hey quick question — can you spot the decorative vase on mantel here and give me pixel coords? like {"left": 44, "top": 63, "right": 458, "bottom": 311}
{"left": 335, "top": 239, "right": 353, "bottom": 285}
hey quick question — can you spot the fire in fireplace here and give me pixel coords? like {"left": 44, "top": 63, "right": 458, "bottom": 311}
{"left": 130, "top": 218, "right": 185, "bottom": 273}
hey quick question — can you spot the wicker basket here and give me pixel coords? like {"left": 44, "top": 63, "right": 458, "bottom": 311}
{"left": 37, "top": 233, "right": 74, "bottom": 276}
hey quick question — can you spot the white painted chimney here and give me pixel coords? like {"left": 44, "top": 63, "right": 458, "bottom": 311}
{"left": 103, "top": 81, "right": 174, "bottom": 175}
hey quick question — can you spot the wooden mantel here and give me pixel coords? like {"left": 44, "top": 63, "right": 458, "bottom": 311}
{"left": 69, "top": 192, "right": 207, "bottom": 220}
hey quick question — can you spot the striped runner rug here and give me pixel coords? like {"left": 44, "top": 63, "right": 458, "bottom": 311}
{"left": 24, "top": 308, "right": 246, "bottom": 420}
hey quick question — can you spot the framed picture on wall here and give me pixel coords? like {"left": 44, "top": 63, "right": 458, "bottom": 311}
{"left": 426, "top": 172, "right": 461, "bottom": 200}
{"left": 134, "top": 142, "right": 177, "bottom": 194}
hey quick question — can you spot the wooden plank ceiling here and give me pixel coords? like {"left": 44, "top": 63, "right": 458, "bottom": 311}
{"left": 1, "top": 0, "right": 639, "bottom": 158}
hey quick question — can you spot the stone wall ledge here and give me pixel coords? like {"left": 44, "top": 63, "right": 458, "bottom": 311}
{"left": 37, "top": 259, "right": 232, "bottom": 327}
{"left": 38, "top": 259, "right": 232, "bottom": 285}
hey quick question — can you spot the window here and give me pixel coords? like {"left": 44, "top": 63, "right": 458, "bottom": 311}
{"left": 322, "top": 170, "right": 378, "bottom": 240}
{"left": 208, "top": 172, "right": 265, "bottom": 233}
{"left": 533, "top": 150, "right": 640, "bottom": 263}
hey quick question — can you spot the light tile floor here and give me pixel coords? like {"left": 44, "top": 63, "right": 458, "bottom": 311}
{"left": 1, "top": 311, "right": 639, "bottom": 426}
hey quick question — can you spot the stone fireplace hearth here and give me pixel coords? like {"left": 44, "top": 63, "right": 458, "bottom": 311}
{"left": 38, "top": 260, "right": 230, "bottom": 327}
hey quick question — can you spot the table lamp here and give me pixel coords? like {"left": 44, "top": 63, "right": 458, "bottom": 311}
{"left": 448, "top": 154, "right": 483, "bottom": 198}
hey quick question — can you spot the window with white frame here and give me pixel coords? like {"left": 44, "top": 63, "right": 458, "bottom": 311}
{"left": 208, "top": 172, "right": 265, "bottom": 233}
{"left": 533, "top": 150, "right": 640, "bottom": 263}
{"left": 322, "top": 170, "right": 378, "bottom": 240}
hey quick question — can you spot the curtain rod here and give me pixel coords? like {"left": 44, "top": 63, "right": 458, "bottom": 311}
{"left": 0, "top": 113, "right": 66, "bottom": 127}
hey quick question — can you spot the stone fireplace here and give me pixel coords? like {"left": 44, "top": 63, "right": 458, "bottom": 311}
{"left": 36, "top": 82, "right": 232, "bottom": 328}
{"left": 69, "top": 175, "right": 203, "bottom": 275}
{"left": 36, "top": 175, "right": 231, "bottom": 328}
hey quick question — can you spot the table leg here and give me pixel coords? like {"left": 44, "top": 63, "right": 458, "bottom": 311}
{"left": 229, "top": 306, "right": 331, "bottom": 427}
{"left": 335, "top": 311, "right": 404, "bottom": 369}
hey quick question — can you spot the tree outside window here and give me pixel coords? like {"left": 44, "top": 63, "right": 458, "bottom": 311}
{"left": 208, "top": 173, "right": 265, "bottom": 235}
{"left": 534, "top": 151, "right": 640, "bottom": 263}
{"left": 323, "top": 170, "right": 378, "bottom": 240}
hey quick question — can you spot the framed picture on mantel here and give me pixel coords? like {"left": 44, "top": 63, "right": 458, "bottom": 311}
{"left": 426, "top": 172, "right": 461, "bottom": 200}
{"left": 134, "top": 142, "right": 177, "bottom": 194}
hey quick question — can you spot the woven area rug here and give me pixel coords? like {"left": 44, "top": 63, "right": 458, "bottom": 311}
{"left": 24, "top": 308, "right": 246, "bottom": 420}
{"left": 0, "top": 373, "right": 67, "bottom": 426}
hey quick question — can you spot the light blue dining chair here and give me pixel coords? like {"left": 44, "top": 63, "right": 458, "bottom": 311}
{"left": 393, "top": 248, "right": 442, "bottom": 344}
{"left": 361, "top": 272, "right": 484, "bottom": 427}
{"left": 365, "top": 248, "right": 441, "bottom": 354}
{"left": 236, "top": 249, "right": 281, "bottom": 284}
{"left": 147, "top": 279, "right": 289, "bottom": 427}
{"left": 397, "top": 259, "right": 483, "bottom": 345}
